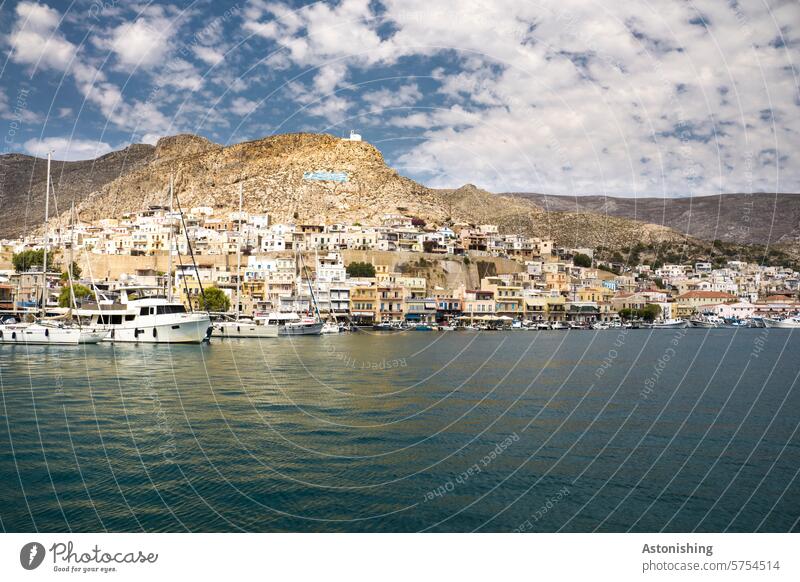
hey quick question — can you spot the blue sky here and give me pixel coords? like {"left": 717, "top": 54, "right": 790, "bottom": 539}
{"left": 1, "top": 0, "right": 798, "bottom": 196}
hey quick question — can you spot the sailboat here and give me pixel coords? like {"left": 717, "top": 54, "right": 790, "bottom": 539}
{"left": 213, "top": 183, "right": 279, "bottom": 338}
{"left": 260, "top": 252, "right": 323, "bottom": 335}
{"left": 0, "top": 152, "right": 107, "bottom": 345}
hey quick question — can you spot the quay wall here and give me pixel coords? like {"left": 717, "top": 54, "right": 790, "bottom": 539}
{"left": 73, "top": 250, "right": 523, "bottom": 288}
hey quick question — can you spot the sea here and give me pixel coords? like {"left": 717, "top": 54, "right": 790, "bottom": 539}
{"left": 1, "top": 328, "right": 798, "bottom": 532}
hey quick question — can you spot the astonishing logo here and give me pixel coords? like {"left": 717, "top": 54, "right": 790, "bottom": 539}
{"left": 20, "top": 542, "right": 46, "bottom": 570}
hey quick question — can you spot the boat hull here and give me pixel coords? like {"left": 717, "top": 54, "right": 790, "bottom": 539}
{"left": 652, "top": 320, "right": 688, "bottom": 329}
{"left": 95, "top": 315, "right": 212, "bottom": 343}
{"left": 0, "top": 324, "right": 108, "bottom": 345}
{"left": 213, "top": 322, "right": 279, "bottom": 338}
{"left": 279, "top": 322, "right": 324, "bottom": 336}
{"left": 763, "top": 317, "right": 800, "bottom": 329}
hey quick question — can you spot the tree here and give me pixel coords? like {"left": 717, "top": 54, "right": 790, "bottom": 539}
{"left": 12, "top": 249, "right": 58, "bottom": 272}
{"left": 411, "top": 217, "right": 426, "bottom": 227}
{"left": 638, "top": 304, "right": 662, "bottom": 322}
{"left": 573, "top": 253, "right": 592, "bottom": 268}
{"left": 58, "top": 284, "right": 93, "bottom": 307}
{"left": 423, "top": 240, "right": 437, "bottom": 253}
{"left": 618, "top": 308, "right": 633, "bottom": 320}
{"left": 346, "top": 261, "right": 376, "bottom": 278}
{"left": 60, "top": 261, "right": 82, "bottom": 281}
{"left": 198, "top": 286, "right": 231, "bottom": 312}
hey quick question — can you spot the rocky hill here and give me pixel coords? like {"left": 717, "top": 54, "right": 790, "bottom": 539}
{"left": 0, "top": 144, "right": 155, "bottom": 238}
{"left": 509, "top": 192, "right": 800, "bottom": 246}
{"left": 25, "top": 132, "right": 683, "bottom": 250}
{"left": 1, "top": 132, "right": 722, "bottom": 253}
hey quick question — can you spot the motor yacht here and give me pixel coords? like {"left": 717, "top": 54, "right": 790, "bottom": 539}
{"left": 77, "top": 286, "right": 212, "bottom": 343}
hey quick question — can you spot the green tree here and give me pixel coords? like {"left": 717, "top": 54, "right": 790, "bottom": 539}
{"left": 12, "top": 249, "right": 58, "bottom": 272}
{"left": 346, "top": 261, "right": 376, "bottom": 278}
{"left": 618, "top": 308, "right": 633, "bottom": 320}
{"left": 198, "top": 287, "right": 231, "bottom": 312}
{"left": 638, "top": 304, "right": 662, "bottom": 321}
{"left": 58, "top": 284, "right": 93, "bottom": 307}
{"left": 573, "top": 253, "right": 592, "bottom": 268}
{"left": 60, "top": 261, "right": 82, "bottom": 281}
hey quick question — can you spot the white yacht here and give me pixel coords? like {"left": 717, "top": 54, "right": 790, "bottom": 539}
{"left": 0, "top": 320, "right": 108, "bottom": 345}
{"left": 77, "top": 286, "right": 212, "bottom": 343}
{"left": 214, "top": 317, "right": 279, "bottom": 338}
{"left": 651, "top": 318, "right": 688, "bottom": 329}
{"left": 763, "top": 315, "right": 800, "bottom": 329}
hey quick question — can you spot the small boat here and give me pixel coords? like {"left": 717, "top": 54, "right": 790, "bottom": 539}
{"left": 412, "top": 323, "right": 433, "bottom": 331}
{"left": 550, "top": 322, "right": 568, "bottom": 330}
{"left": 262, "top": 312, "right": 323, "bottom": 335}
{"left": 535, "top": 322, "right": 550, "bottom": 330}
{"left": 763, "top": 315, "right": 800, "bottom": 329}
{"left": 439, "top": 324, "right": 455, "bottom": 331}
{"left": 320, "top": 321, "right": 341, "bottom": 334}
{"left": 214, "top": 318, "right": 279, "bottom": 338}
{"left": 651, "top": 319, "right": 688, "bottom": 329}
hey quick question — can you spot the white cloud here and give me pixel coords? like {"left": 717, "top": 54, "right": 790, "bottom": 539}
{"left": 230, "top": 97, "right": 259, "bottom": 116}
{"left": 105, "top": 16, "right": 173, "bottom": 70}
{"left": 194, "top": 45, "right": 225, "bottom": 66}
{"left": 24, "top": 136, "right": 113, "bottom": 161}
{"left": 362, "top": 84, "right": 422, "bottom": 112}
{"left": 7, "top": 1, "right": 77, "bottom": 71}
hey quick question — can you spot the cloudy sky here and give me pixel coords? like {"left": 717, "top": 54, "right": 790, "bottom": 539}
{"left": 1, "top": 0, "right": 798, "bottom": 196}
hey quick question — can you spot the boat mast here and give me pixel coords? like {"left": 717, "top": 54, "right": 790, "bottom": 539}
{"left": 41, "top": 151, "right": 51, "bottom": 318}
{"left": 235, "top": 182, "right": 243, "bottom": 321}
{"left": 67, "top": 202, "right": 77, "bottom": 319}
{"left": 167, "top": 174, "right": 174, "bottom": 302}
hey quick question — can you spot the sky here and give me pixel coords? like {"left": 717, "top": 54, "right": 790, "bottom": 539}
{"left": 0, "top": 0, "right": 798, "bottom": 197}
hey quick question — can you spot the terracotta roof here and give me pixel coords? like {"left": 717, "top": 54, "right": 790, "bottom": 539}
{"left": 676, "top": 291, "right": 737, "bottom": 299}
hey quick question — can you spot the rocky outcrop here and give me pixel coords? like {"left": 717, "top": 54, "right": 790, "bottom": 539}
{"left": 0, "top": 144, "right": 155, "bottom": 237}
{"left": 7, "top": 131, "right": 693, "bottom": 251}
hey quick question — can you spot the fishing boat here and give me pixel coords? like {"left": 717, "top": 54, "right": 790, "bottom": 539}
{"left": 651, "top": 318, "right": 688, "bottom": 329}
{"left": 763, "top": 315, "right": 800, "bottom": 329}
{"left": 689, "top": 314, "right": 723, "bottom": 328}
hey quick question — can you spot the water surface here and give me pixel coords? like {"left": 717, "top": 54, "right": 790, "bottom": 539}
{"left": 1, "top": 328, "right": 798, "bottom": 532}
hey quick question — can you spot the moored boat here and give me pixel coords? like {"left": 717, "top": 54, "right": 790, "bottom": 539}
{"left": 0, "top": 321, "right": 108, "bottom": 345}
{"left": 763, "top": 315, "right": 800, "bottom": 329}
{"left": 651, "top": 318, "right": 688, "bottom": 329}
{"left": 77, "top": 286, "right": 212, "bottom": 343}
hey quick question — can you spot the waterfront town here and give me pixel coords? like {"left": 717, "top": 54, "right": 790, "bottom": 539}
{"left": 1, "top": 205, "right": 799, "bottom": 327}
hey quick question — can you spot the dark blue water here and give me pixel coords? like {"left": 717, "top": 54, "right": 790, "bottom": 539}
{"left": 1, "top": 328, "right": 798, "bottom": 532}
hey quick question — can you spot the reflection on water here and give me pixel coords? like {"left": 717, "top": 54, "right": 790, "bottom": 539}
{"left": 1, "top": 329, "right": 798, "bottom": 532}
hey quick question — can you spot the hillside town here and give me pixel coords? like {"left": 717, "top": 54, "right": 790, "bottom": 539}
{"left": 2, "top": 205, "right": 799, "bottom": 327}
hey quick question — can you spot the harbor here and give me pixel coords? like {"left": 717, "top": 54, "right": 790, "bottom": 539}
{"left": 1, "top": 329, "right": 797, "bottom": 532}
